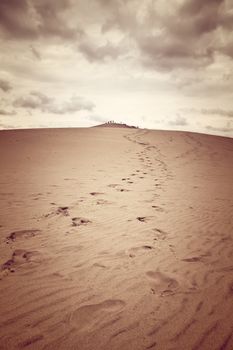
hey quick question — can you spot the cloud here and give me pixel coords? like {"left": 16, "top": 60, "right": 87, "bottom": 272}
{"left": 0, "top": 108, "right": 15, "bottom": 116}
{"left": 206, "top": 121, "right": 233, "bottom": 133}
{"left": 201, "top": 108, "right": 233, "bottom": 118}
{"left": 30, "top": 91, "right": 54, "bottom": 105}
{"left": 0, "top": 122, "right": 15, "bottom": 129}
{"left": 47, "top": 96, "right": 95, "bottom": 114}
{"left": 183, "top": 108, "right": 233, "bottom": 118}
{"left": 30, "top": 45, "right": 41, "bottom": 60}
{"left": 0, "top": 79, "right": 12, "bottom": 92}
{"left": 87, "top": 114, "right": 107, "bottom": 123}
{"left": 94, "top": 0, "right": 233, "bottom": 72}
{"left": 1, "top": 0, "right": 233, "bottom": 73}
{"left": 79, "top": 40, "right": 124, "bottom": 62}
{"left": 169, "top": 115, "right": 188, "bottom": 126}
{"left": 13, "top": 91, "right": 95, "bottom": 114}
{"left": 0, "top": 0, "right": 81, "bottom": 40}
{"left": 133, "top": 0, "right": 227, "bottom": 71}
{"left": 13, "top": 94, "right": 47, "bottom": 110}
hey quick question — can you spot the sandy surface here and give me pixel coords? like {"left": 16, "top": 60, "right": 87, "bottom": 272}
{"left": 0, "top": 127, "right": 233, "bottom": 350}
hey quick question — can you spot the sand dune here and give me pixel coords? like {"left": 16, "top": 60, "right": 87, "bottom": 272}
{"left": 0, "top": 127, "right": 233, "bottom": 349}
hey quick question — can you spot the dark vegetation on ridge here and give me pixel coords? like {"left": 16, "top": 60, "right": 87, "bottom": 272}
{"left": 93, "top": 121, "right": 139, "bottom": 129}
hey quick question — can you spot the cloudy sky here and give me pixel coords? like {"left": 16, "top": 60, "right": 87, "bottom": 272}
{"left": 0, "top": 0, "right": 233, "bottom": 136}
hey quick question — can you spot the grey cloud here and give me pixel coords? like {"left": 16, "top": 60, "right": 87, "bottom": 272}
{"left": 0, "top": 79, "right": 12, "bottom": 92}
{"left": 180, "top": 0, "right": 223, "bottom": 16}
{"left": 183, "top": 108, "right": 233, "bottom": 118}
{"left": 30, "top": 91, "right": 54, "bottom": 105}
{"left": 206, "top": 121, "right": 233, "bottom": 133}
{"left": 30, "top": 45, "right": 41, "bottom": 60}
{"left": 0, "top": 122, "right": 15, "bottom": 129}
{"left": 201, "top": 108, "right": 233, "bottom": 118}
{"left": 138, "top": 35, "right": 214, "bottom": 71}
{"left": 48, "top": 96, "right": 95, "bottom": 114}
{"left": 97, "top": 0, "right": 233, "bottom": 71}
{"left": 0, "top": 108, "right": 15, "bottom": 116}
{"left": 0, "top": 0, "right": 81, "bottom": 40}
{"left": 169, "top": 115, "right": 188, "bottom": 126}
{"left": 14, "top": 95, "right": 45, "bottom": 110}
{"left": 79, "top": 40, "right": 124, "bottom": 62}
{"left": 13, "top": 91, "right": 95, "bottom": 114}
{"left": 134, "top": 1, "right": 224, "bottom": 71}
{"left": 2, "top": 0, "right": 232, "bottom": 74}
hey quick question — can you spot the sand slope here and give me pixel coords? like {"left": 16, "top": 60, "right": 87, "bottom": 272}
{"left": 0, "top": 128, "right": 233, "bottom": 350}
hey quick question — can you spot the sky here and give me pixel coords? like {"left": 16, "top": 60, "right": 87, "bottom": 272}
{"left": 0, "top": 0, "right": 233, "bottom": 137}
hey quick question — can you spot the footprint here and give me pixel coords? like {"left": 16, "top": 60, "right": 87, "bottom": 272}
{"left": 6, "top": 229, "right": 41, "bottom": 242}
{"left": 146, "top": 271, "right": 179, "bottom": 296}
{"left": 68, "top": 299, "right": 125, "bottom": 331}
{"left": 153, "top": 228, "right": 168, "bottom": 240}
{"left": 182, "top": 257, "right": 202, "bottom": 263}
{"left": 137, "top": 216, "right": 150, "bottom": 222}
{"left": 72, "top": 217, "right": 91, "bottom": 227}
{"left": 129, "top": 245, "right": 154, "bottom": 255}
{"left": 143, "top": 245, "right": 153, "bottom": 250}
{"left": 151, "top": 206, "right": 164, "bottom": 212}
{"left": 117, "top": 188, "right": 130, "bottom": 192}
{"left": 93, "top": 263, "right": 107, "bottom": 268}
{"left": 90, "top": 192, "right": 104, "bottom": 196}
{"left": 57, "top": 206, "right": 70, "bottom": 216}
{"left": 1, "top": 249, "right": 39, "bottom": 278}
{"left": 44, "top": 206, "right": 70, "bottom": 218}
{"left": 96, "top": 199, "right": 111, "bottom": 205}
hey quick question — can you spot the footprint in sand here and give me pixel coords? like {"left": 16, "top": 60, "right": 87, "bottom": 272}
{"left": 6, "top": 229, "right": 41, "bottom": 243}
{"left": 182, "top": 257, "right": 202, "bottom": 263}
{"left": 146, "top": 271, "right": 179, "bottom": 296}
{"left": 44, "top": 206, "right": 70, "bottom": 218}
{"left": 90, "top": 192, "right": 104, "bottom": 196}
{"left": 96, "top": 199, "right": 112, "bottom": 205}
{"left": 93, "top": 262, "right": 107, "bottom": 268}
{"left": 117, "top": 188, "right": 130, "bottom": 192}
{"left": 0, "top": 249, "right": 40, "bottom": 278}
{"left": 129, "top": 245, "right": 154, "bottom": 257}
{"left": 137, "top": 216, "right": 151, "bottom": 223}
{"left": 68, "top": 299, "right": 125, "bottom": 331}
{"left": 57, "top": 206, "right": 70, "bottom": 216}
{"left": 153, "top": 228, "right": 168, "bottom": 240}
{"left": 71, "top": 217, "right": 91, "bottom": 227}
{"left": 151, "top": 205, "right": 164, "bottom": 212}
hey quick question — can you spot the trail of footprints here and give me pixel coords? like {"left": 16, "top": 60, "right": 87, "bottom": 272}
{"left": 0, "top": 133, "right": 169, "bottom": 281}
{"left": 1, "top": 131, "right": 232, "bottom": 349}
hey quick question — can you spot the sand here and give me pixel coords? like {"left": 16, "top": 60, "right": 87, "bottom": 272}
{"left": 0, "top": 127, "right": 233, "bottom": 350}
